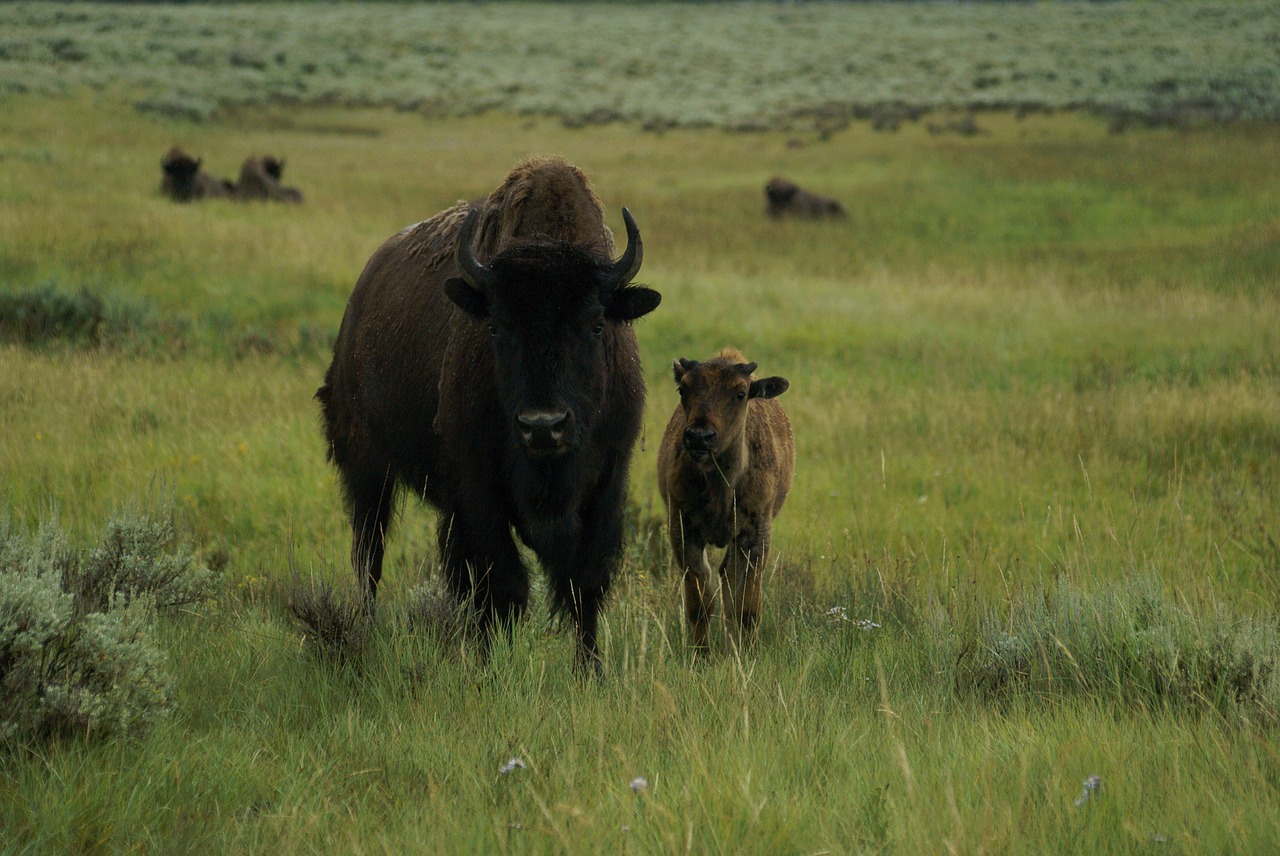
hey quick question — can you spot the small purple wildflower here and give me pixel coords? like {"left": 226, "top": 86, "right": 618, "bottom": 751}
{"left": 629, "top": 777, "right": 649, "bottom": 793}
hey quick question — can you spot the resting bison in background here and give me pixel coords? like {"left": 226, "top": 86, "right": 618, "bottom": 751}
{"left": 160, "top": 146, "right": 232, "bottom": 202}
{"left": 657, "top": 348, "right": 794, "bottom": 650}
{"left": 765, "top": 176, "right": 846, "bottom": 219}
{"left": 233, "top": 156, "right": 303, "bottom": 203}
{"left": 317, "top": 156, "right": 661, "bottom": 671}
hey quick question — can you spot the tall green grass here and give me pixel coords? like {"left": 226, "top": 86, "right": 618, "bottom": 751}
{"left": 2, "top": 84, "right": 1279, "bottom": 851}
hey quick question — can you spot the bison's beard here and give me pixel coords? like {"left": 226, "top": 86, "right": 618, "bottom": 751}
{"left": 506, "top": 436, "right": 593, "bottom": 525}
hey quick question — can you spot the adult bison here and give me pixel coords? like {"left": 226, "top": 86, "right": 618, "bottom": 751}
{"left": 317, "top": 157, "right": 660, "bottom": 671}
{"left": 159, "top": 146, "right": 232, "bottom": 202}
{"left": 764, "top": 176, "right": 846, "bottom": 219}
{"left": 232, "top": 155, "right": 303, "bottom": 203}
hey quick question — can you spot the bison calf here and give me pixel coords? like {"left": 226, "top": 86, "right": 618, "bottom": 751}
{"left": 657, "top": 348, "right": 794, "bottom": 650}
{"left": 764, "top": 176, "right": 846, "bottom": 219}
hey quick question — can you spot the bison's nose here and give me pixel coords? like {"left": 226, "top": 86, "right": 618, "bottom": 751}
{"left": 517, "top": 409, "right": 571, "bottom": 452}
{"left": 683, "top": 426, "right": 717, "bottom": 452}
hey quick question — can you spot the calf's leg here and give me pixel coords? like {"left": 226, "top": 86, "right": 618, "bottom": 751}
{"left": 722, "top": 521, "right": 769, "bottom": 650}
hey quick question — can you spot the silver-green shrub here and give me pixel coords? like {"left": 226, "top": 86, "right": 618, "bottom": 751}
{"left": 69, "top": 506, "right": 216, "bottom": 614}
{"left": 0, "top": 505, "right": 213, "bottom": 745}
{"left": 956, "top": 575, "right": 1280, "bottom": 720}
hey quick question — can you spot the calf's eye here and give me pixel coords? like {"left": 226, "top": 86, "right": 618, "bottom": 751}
{"left": 736, "top": 391, "right": 747, "bottom": 401}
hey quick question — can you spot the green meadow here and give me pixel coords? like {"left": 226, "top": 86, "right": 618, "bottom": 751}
{"left": 3, "top": 3, "right": 1280, "bottom": 853}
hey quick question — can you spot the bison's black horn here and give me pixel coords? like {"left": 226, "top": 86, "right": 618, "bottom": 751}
{"left": 455, "top": 208, "right": 497, "bottom": 292}
{"left": 605, "top": 208, "right": 643, "bottom": 290}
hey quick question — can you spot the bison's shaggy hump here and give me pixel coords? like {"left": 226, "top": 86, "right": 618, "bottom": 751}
{"left": 657, "top": 347, "right": 795, "bottom": 651}
{"left": 318, "top": 155, "right": 660, "bottom": 672}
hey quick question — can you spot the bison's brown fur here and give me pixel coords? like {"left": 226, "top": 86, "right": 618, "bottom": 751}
{"left": 159, "top": 146, "right": 232, "bottom": 202}
{"left": 318, "top": 156, "right": 659, "bottom": 670}
{"left": 232, "top": 156, "right": 303, "bottom": 203}
{"left": 657, "top": 348, "right": 794, "bottom": 650}
{"left": 765, "top": 176, "right": 846, "bottom": 219}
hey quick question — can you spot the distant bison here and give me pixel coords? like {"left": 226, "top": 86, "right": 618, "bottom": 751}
{"left": 657, "top": 348, "right": 794, "bottom": 650}
{"left": 159, "top": 146, "right": 232, "bottom": 202}
{"left": 317, "top": 156, "right": 660, "bottom": 671}
{"left": 232, "top": 155, "right": 303, "bottom": 203}
{"left": 765, "top": 176, "right": 846, "bottom": 219}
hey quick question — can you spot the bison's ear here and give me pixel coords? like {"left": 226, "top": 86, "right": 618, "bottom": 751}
{"left": 607, "top": 286, "right": 661, "bottom": 322}
{"left": 673, "top": 358, "right": 697, "bottom": 383}
{"left": 749, "top": 376, "right": 789, "bottom": 400}
{"left": 444, "top": 277, "right": 489, "bottom": 318}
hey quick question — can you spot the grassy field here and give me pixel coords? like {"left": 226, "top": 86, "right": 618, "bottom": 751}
{"left": 3, "top": 4, "right": 1280, "bottom": 852}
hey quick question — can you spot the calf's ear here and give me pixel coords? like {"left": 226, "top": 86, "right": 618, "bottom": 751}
{"left": 607, "top": 286, "right": 661, "bottom": 321}
{"left": 749, "top": 376, "right": 790, "bottom": 400}
{"left": 444, "top": 277, "right": 489, "bottom": 318}
{"left": 673, "top": 357, "right": 697, "bottom": 383}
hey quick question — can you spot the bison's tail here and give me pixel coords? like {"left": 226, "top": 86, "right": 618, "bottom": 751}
{"left": 315, "top": 383, "right": 337, "bottom": 462}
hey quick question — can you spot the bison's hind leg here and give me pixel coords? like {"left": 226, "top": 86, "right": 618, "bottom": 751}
{"left": 339, "top": 460, "right": 399, "bottom": 608}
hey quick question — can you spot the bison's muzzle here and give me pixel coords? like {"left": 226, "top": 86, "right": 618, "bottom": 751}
{"left": 682, "top": 425, "right": 717, "bottom": 463}
{"left": 517, "top": 408, "right": 573, "bottom": 455}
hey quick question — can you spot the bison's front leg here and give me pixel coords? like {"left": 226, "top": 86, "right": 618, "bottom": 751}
{"left": 559, "top": 580, "right": 606, "bottom": 675}
{"left": 550, "top": 471, "right": 629, "bottom": 675}
{"left": 438, "top": 509, "right": 529, "bottom": 649}
{"left": 721, "top": 517, "right": 769, "bottom": 651}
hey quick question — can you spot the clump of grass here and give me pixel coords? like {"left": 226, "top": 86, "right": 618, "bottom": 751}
{"left": 0, "top": 281, "right": 335, "bottom": 359}
{"left": 285, "top": 574, "right": 372, "bottom": 663}
{"left": 0, "top": 283, "right": 104, "bottom": 346}
{"left": 0, "top": 499, "right": 214, "bottom": 745}
{"left": 955, "top": 575, "right": 1280, "bottom": 720}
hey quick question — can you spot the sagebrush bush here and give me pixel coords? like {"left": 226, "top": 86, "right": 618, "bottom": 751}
{"left": 67, "top": 507, "right": 216, "bottom": 614}
{"left": 955, "top": 575, "right": 1280, "bottom": 719}
{"left": 0, "top": 283, "right": 104, "bottom": 346}
{"left": 0, "top": 503, "right": 214, "bottom": 745}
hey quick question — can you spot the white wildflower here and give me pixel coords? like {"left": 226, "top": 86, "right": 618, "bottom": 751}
{"left": 1074, "top": 774, "right": 1102, "bottom": 807}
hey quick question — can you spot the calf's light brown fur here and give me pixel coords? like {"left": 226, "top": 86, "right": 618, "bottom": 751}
{"left": 657, "top": 348, "right": 794, "bottom": 649}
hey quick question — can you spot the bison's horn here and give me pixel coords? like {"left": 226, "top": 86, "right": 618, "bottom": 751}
{"left": 605, "top": 208, "right": 643, "bottom": 290}
{"left": 455, "top": 208, "right": 497, "bottom": 292}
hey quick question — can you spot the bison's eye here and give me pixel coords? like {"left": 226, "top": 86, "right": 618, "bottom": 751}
{"left": 735, "top": 391, "right": 747, "bottom": 402}
{"left": 591, "top": 321, "right": 605, "bottom": 337}
{"left": 486, "top": 322, "right": 499, "bottom": 337}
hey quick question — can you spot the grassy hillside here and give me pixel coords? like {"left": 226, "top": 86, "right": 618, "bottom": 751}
{"left": 2, "top": 4, "right": 1280, "bottom": 851}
